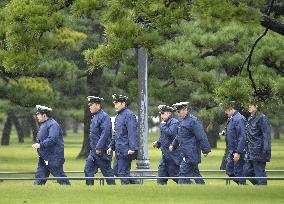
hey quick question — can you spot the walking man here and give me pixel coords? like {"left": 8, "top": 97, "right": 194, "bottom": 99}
{"left": 170, "top": 102, "right": 211, "bottom": 184}
{"left": 224, "top": 101, "right": 246, "bottom": 185}
{"left": 32, "top": 105, "right": 70, "bottom": 185}
{"left": 244, "top": 103, "right": 271, "bottom": 185}
{"left": 84, "top": 96, "right": 115, "bottom": 185}
{"left": 153, "top": 105, "right": 182, "bottom": 185}
{"left": 107, "top": 94, "right": 139, "bottom": 185}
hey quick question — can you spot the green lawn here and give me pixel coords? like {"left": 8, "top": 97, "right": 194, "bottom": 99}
{"left": 0, "top": 131, "right": 284, "bottom": 204}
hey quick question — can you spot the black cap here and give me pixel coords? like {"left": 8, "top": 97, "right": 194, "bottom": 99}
{"left": 112, "top": 94, "right": 128, "bottom": 104}
{"left": 226, "top": 101, "right": 238, "bottom": 110}
{"left": 158, "top": 105, "right": 174, "bottom": 113}
{"left": 36, "top": 105, "right": 52, "bottom": 115}
{"left": 87, "top": 96, "right": 104, "bottom": 106}
{"left": 172, "top": 102, "right": 189, "bottom": 111}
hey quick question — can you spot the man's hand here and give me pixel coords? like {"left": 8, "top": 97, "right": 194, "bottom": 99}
{"left": 169, "top": 145, "right": 174, "bottom": 152}
{"left": 32, "top": 143, "right": 40, "bottom": 149}
{"left": 152, "top": 141, "right": 158, "bottom": 148}
{"left": 233, "top": 153, "right": 240, "bottom": 162}
{"left": 219, "top": 130, "right": 225, "bottom": 136}
{"left": 128, "top": 149, "right": 135, "bottom": 155}
{"left": 96, "top": 149, "right": 101, "bottom": 154}
{"left": 107, "top": 148, "right": 113, "bottom": 155}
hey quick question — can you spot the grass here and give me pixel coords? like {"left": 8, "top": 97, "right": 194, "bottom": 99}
{"left": 1, "top": 183, "right": 283, "bottom": 204}
{"left": 0, "top": 130, "right": 284, "bottom": 204}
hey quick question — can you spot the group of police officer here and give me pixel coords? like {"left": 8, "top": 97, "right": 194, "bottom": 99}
{"left": 31, "top": 95, "right": 271, "bottom": 186}
{"left": 223, "top": 101, "right": 271, "bottom": 185}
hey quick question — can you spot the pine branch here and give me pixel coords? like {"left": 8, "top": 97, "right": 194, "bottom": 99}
{"left": 261, "top": 15, "right": 284, "bottom": 36}
{"left": 239, "top": 0, "right": 276, "bottom": 96}
{"left": 263, "top": 3, "right": 284, "bottom": 16}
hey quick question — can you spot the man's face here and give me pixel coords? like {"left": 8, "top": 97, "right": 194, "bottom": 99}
{"left": 225, "top": 108, "right": 234, "bottom": 118}
{"left": 114, "top": 101, "right": 125, "bottom": 112}
{"left": 177, "top": 108, "right": 187, "bottom": 119}
{"left": 89, "top": 103, "right": 101, "bottom": 113}
{"left": 36, "top": 113, "right": 47, "bottom": 123}
{"left": 160, "top": 111, "right": 171, "bottom": 121}
{"left": 248, "top": 105, "right": 257, "bottom": 114}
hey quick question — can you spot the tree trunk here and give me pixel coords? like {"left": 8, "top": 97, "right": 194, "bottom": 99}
{"left": 30, "top": 115, "right": 39, "bottom": 142}
{"left": 77, "top": 69, "right": 104, "bottom": 158}
{"left": 77, "top": 106, "right": 91, "bottom": 158}
{"left": 72, "top": 119, "right": 79, "bottom": 133}
{"left": 10, "top": 111, "right": 25, "bottom": 143}
{"left": 220, "top": 145, "right": 228, "bottom": 170}
{"left": 205, "top": 121, "right": 219, "bottom": 148}
{"left": 1, "top": 113, "right": 12, "bottom": 145}
{"left": 273, "top": 126, "right": 281, "bottom": 139}
{"left": 204, "top": 112, "right": 225, "bottom": 149}
{"left": 21, "top": 115, "right": 32, "bottom": 138}
{"left": 62, "top": 118, "right": 67, "bottom": 136}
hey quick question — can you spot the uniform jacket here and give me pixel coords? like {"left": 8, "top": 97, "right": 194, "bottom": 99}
{"left": 245, "top": 112, "right": 271, "bottom": 162}
{"left": 37, "top": 118, "right": 65, "bottom": 165}
{"left": 226, "top": 111, "right": 246, "bottom": 154}
{"left": 171, "top": 113, "right": 211, "bottom": 165}
{"left": 89, "top": 109, "right": 112, "bottom": 160}
{"left": 110, "top": 108, "right": 139, "bottom": 159}
{"left": 157, "top": 117, "right": 182, "bottom": 165}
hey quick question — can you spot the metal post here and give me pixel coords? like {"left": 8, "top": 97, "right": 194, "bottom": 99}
{"left": 136, "top": 47, "right": 150, "bottom": 173}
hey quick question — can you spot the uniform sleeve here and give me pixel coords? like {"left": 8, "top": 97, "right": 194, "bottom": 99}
{"left": 126, "top": 114, "right": 139, "bottom": 151}
{"left": 96, "top": 116, "right": 112, "bottom": 150}
{"left": 193, "top": 120, "right": 211, "bottom": 154}
{"left": 235, "top": 118, "right": 246, "bottom": 154}
{"left": 109, "top": 137, "right": 115, "bottom": 151}
{"left": 260, "top": 115, "right": 271, "bottom": 159}
{"left": 40, "top": 123, "right": 60, "bottom": 148}
{"left": 171, "top": 136, "right": 179, "bottom": 149}
{"left": 160, "top": 120, "right": 178, "bottom": 137}
{"left": 156, "top": 133, "right": 162, "bottom": 148}
{"left": 158, "top": 120, "right": 178, "bottom": 148}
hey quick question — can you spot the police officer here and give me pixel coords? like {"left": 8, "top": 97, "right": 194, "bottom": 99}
{"left": 244, "top": 103, "right": 271, "bottom": 185}
{"left": 107, "top": 94, "right": 139, "bottom": 185}
{"left": 84, "top": 96, "right": 115, "bottom": 185}
{"left": 32, "top": 105, "right": 70, "bottom": 185}
{"left": 224, "top": 101, "right": 246, "bottom": 185}
{"left": 153, "top": 105, "right": 182, "bottom": 185}
{"left": 169, "top": 102, "right": 211, "bottom": 184}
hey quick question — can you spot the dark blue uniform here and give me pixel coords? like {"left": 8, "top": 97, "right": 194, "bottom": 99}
{"left": 34, "top": 118, "right": 70, "bottom": 185}
{"left": 156, "top": 117, "right": 182, "bottom": 184}
{"left": 226, "top": 111, "right": 246, "bottom": 184}
{"left": 172, "top": 114, "right": 211, "bottom": 184}
{"left": 244, "top": 112, "right": 271, "bottom": 185}
{"left": 84, "top": 109, "right": 115, "bottom": 185}
{"left": 110, "top": 107, "right": 139, "bottom": 185}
